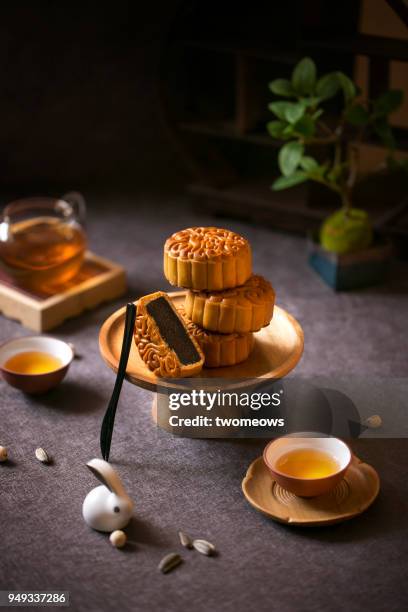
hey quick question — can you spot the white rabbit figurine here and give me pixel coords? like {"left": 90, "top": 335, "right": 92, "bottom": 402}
{"left": 82, "top": 458, "right": 134, "bottom": 532}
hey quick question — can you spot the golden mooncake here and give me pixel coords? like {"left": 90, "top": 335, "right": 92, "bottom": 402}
{"left": 134, "top": 292, "right": 204, "bottom": 378}
{"left": 179, "top": 307, "right": 255, "bottom": 368}
{"left": 164, "top": 227, "right": 252, "bottom": 291}
{"left": 184, "top": 274, "right": 275, "bottom": 334}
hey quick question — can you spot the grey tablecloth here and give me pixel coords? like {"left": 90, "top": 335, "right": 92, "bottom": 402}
{"left": 1, "top": 195, "right": 407, "bottom": 612}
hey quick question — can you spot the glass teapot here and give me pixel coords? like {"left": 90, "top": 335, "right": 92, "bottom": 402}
{"left": 0, "top": 192, "right": 87, "bottom": 292}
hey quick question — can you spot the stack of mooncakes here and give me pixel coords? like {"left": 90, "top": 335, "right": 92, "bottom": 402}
{"left": 163, "top": 227, "right": 275, "bottom": 368}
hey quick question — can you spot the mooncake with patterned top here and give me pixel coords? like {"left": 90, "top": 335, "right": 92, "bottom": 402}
{"left": 164, "top": 227, "right": 252, "bottom": 291}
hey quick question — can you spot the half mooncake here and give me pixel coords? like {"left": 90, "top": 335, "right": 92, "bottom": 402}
{"left": 179, "top": 307, "right": 255, "bottom": 368}
{"left": 134, "top": 292, "right": 204, "bottom": 377}
{"left": 163, "top": 227, "right": 252, "bottom": 291}
{"left": 184, "top": 275, "right": 275, "bottom": 334}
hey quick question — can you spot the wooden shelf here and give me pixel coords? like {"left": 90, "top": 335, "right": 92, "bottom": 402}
{"left": 180, "top": 34, "right": 408, "bottom": 63}
{"left": 179, "top": 39, "right": 301, "bottom": 64}
{"left": 187, "top": 180, "right": 328, "bottom": 233}
{"left": 186, "top": 179, "right": 408, "bottom": 236}
{"left": 365, "top": 128, "right": 408, "bottom": 152}
{"left": 179, "top": 120, "right": 408, "bottom": 153}
{"left": 179, "top": 120, "right": 279, "bottom": 147}
{"left": 303, "top": 34, "right": 408, "bottom": 62}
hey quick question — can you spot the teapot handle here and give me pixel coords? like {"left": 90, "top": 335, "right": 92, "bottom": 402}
{"left": 62, "top": 191, "right": 86, "bottom": 224}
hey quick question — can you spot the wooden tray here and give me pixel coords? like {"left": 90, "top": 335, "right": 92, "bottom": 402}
{"left": 99, "top": 291, "right": 304, "bottom": 392}
{"left": 242, "top": 455, "right": 380, "bottom": 526}
{"left": 0, "top": 252, "right": 126, "bottom": 332}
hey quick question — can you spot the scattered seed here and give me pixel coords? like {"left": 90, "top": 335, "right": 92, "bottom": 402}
{"left": 0, "top": 446, "right": 8, "bottom": 462}
{"left": 178, "top": 531, "right": 193, "bottom": 549}
{"left": 35, "top": 448, "right": 50, "bottom": 464}
{"left": 364, "top": 415, "right": 382, "bottom": 429}
{"left": 158, "top": 553, "right": 183, "bottom": 574}
{"left": 193, "top": 539, "right": 216, "bottom": 556}
{"left": 110, "top": 530, "right": 127, "bottom": 548}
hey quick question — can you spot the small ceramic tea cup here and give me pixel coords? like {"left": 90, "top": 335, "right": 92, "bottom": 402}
{"left": 0, "top": 336, "right": 74, "bottom": 394}
{"left": 263, "top": 433, "right": 352, "bottom": 497}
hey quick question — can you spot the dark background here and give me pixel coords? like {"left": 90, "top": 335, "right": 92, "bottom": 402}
{"left": 0, "top": 0, "right": 363, "bottom": 198}
{"left": 0, "top": 0, "right": 188, "bottom": 195}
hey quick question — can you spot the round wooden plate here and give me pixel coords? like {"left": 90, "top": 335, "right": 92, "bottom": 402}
{"left": 242, "top": 455, "right": 380, "bottom": 526}
{"left": 99, "top": 291, "right": 304, "bottom": 392}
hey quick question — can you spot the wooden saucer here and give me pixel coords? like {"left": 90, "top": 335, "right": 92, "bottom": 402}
{"left": 242, "top": 455, "right": 380, "bottom": 526}
{"left": 99, "top": 291, "right": 304, "bottom": 392}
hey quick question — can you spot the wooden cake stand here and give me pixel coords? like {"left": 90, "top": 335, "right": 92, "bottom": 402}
{"left": 99, "top": 291, "right": 304, "bottom": 430}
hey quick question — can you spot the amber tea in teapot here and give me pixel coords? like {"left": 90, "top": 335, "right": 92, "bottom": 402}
{"left": 0, "top": 194, "right": 86, "bottom": 292}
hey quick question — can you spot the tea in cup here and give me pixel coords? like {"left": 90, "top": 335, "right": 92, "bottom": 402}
{"left": 0, "top": 336, "right": 74, "bottom": 393}
{"left": 263, "top": 434, "right": 351, "bottom": 497}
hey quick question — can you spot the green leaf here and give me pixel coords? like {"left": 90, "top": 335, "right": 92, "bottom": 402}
{"left": 278, "top": 141, "right": 304, "bottom": 176}
{"left": 285, "top": 102, "right": 305, "bottom": 124}
{"left": 345, "top": 104, "right": 370, "bottom": 126}
{"left": 292, "top": 57, "right": 317, "bottom": 95}
{"left": 266, "top": 120, "right": 287, "bottom": 139}
{"left": 336, "top": 72, "right": 356, "bottom": 103}
{"left": 316, "top": 72, "right": 341, "bottom": 100}
{"left": 300, "top": 96, "right": 321, "bottom": 108}
{"left": 282, "top": 124, "right": 295, "bottom": 138}
{"left": 300, "top": 156, "right": 318, "bottom": 172}
{"left": 272, "top": 172, "right": 308, "bottom": 190}
{"left": 268, "top": 101, "right": 289, "bottom": 120}
{"left": 374, "top": 90, "right": 403, "bottom": 116}
{"left": 269, "top": 79, "right": 294, "bottom": 97}
{"left": 374, "top": 119, "right": 396, "bottom": 150}
{"left": 293, "top": 115, "right": 315, "bottom": 138}
{"left": 269, "top": 101, "right": 305, "bottom": 124}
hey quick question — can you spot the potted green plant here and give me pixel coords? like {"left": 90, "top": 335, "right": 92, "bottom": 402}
{"left": 267, "top": 56, "right": 405, "bottom": 290}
